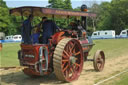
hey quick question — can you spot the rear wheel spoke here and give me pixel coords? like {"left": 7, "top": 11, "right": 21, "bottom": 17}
{"left": 62, "top": 59, "right": 69, "bottom": 62}
{"left": 63, "top": 54, "right": 69, "bottom": 59}
{"left": 75, "top": 51, "right": 80, "bottom": 56}
{"left": 73, "top": 48, "right": 76, "bottom": 54}
{"left": 70, "top": 67, "right": 74, "bottom": 74}
{"left": 62, "top": 64, "right": 69, "bottom": 72}
{"left": 71, "top": 44, "right": 75, "bottom": 52}
{"left": 75, "top": 63, "right": 80, "bottom": 67}
{"left": 62, "top": 62, "right": 66, "bottom": 68}
{"left": 63, "top": 50, "right": 70, "bottom": 57}
{"left": 65, "top": 70, "right": 69, "bottom": 78}
{"left": 68, "top": 44, "right": 73, "bottom": 54}
{"left": 67, "top": 45, "right": 71, "bottom": 53}
{"left": 69, "top": 42, "right": 75, "bottom": 53}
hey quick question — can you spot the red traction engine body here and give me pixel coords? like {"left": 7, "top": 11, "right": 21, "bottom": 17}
{"left": 14, "top": 5, "right": 105, "bottom": 82}
{"left": 18, "top": 30, "right": 96, "bottom": 82}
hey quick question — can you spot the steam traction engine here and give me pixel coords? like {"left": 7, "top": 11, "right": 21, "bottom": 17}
{"left": 10, "top": 5, "right": 105, "bottom": 82}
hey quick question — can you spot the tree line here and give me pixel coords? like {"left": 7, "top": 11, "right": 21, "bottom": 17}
{"left": 89, "top": 0, "right": 128, "bottom": 34}
{"left": 0, "top": 0, "right": 128, "bottom": 36}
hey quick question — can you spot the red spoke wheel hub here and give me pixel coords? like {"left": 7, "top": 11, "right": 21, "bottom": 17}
{"left": 53, "top": 38, "right": 84, "bottom": 82}
{"left": 93, "top": 50, "right": 105, "bottom": 72}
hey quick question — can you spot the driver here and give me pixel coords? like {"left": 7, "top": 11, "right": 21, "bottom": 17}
{"left": 21, "top": 14, "right": 33, "bottom": 44}
{"left": 38, "top": 17, "right": 60, "bottom": 44}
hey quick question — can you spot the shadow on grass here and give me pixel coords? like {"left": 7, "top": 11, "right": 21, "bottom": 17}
{"left": 0, "top": 71, "right": 68, "bottom": 85}
{"left": 1, "top": 68, "right": 97, "bottom": 85}
{"left": 85, "top": 69, "right": 96, "bottom": 72}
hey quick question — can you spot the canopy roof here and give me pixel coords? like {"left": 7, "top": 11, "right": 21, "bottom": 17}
{"left": 10, "top": 6, "right": 96, "bottom": 18}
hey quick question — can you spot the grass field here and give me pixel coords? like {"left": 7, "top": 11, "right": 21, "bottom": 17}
{"left": 0, "top": 39, "right": 128, "bottom": 85}
{"left": 90, "top": 39, "right": 128, "bottom": 58}
{"left": 0, "top": 39, "right": 128, "bottom": 67}
{"left": 91, "top": 39, "right": 128, "bottom": 85}
{"left": 0, "top": 43, "right": 20, "bottom": 67}
{"left": 103, "top": 70, "right": 128, "bottom": 85}
{"left": 113, "top": 72, "right": 128, "bottom": 85}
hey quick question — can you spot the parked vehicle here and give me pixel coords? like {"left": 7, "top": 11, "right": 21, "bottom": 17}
{"left": 91, "top": 30, "right": 115, "bottom": 39}
{"left": 5, "top": 35, "right": 13, "bottom": 40}
{"left": 0, "top": 32, "right": 5, "bottom": 40}
{"left": 5, "top": 35, "right": 22, "bottom": 42}
{"left": 13, "top": 35, "right": 22, "bottom": 41}
{"left": 119, "top": 29, "right": 128, "bottom": 38}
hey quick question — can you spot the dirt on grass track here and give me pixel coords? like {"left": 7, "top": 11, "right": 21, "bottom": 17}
{"left": 1, "top": 55, "right": 128, "bottom": 85}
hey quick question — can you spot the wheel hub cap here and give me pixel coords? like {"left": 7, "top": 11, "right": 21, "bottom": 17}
{"left": 70, "top": 56, "right": 76, "bottom": 64}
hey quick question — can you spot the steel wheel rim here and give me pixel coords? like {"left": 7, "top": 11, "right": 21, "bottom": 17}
{"left": 96, "top": 55, "right": 104, "bottom": 71}
{"left": 61, "top": 39, "right": 83, "bottom": 81}
{"left": 95, "top": 51, "right": 105, "bottom": 71}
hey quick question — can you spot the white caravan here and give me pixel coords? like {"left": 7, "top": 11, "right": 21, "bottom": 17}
{"left": 119, "top": 29, "right": 128, "bottom": 38}
{"left": 5, "top": 35, "right": 22, "bottom": 42}
{"left": 5, "top": 35, "right": 14, "bottom": 40}
{"left": 13, "top": 35, "right": 22, "bottom": 41}
{"left": 0, "top": 32, "right": 5, "bottom": 40}
{"left": 91, "top": 30, "right": 115, "bottom": 39}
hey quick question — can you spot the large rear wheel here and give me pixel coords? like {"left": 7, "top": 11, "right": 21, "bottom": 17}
{"left": 53, "top": 38, "right": 84, "bottom": 82}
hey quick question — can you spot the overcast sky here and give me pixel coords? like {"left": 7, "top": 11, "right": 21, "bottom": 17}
{"left": 4, "top": 0, "right": 112, "bottom": 8}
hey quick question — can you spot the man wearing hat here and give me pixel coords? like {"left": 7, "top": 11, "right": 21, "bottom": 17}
{"left": 21, "top": 14, "right": 33, "bottom": 44}
{"left": 38, "top": 17, "right": 59, "bottom": 44}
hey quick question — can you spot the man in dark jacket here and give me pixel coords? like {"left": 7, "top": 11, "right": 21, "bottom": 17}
{"left": 21, "top": 15, "right": 33, "bottom": 44}
{"left": 38, "top": 17, "right": 59, "bottom": 44}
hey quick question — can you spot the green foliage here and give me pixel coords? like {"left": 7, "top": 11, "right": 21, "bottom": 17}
{"left": 73, "top": 7, "right": 80, "bottom": 11}
{"left": 32, "top": 17, "right": 41, "bottom": 26}
{"left": 0, "top": 0, "right": 7, "bottom": 8}
{"left": 0, "top": 0, "right": 9, "bottom": 34}
{"left": 48, "top": 0, "right": 72, "bottom": 9}
{"left": 64, "top": 0, "right": 72, "bottom": 9}
{"left": 1, "top": 0, "right": 127, "bottom": 36}
{"left": 7, "top": 16, "right": 22, "bottom": 35}
{"left": 48, "top": 0, "right": 65, "bottom": 9}
{"left": 109, "top": 0, "right": 128, "bottom": 34}
{"left": 48, "top": 0, "right": 73, "bottom": 29}
{"left": 56, "top": 18, "right": 68, "bottom": 29}
{"left": 96, "top": 2, "right": 111, "bottom": 30}
{"left": 89, "top": 0, "right": 128, "bottom": 34}
{"left": 0, "top": 7, "right": 21, "bottom": 35}
{"left": 0, "top": 0, "right": 22, "bottom": 36}
{"left": 0, "top": 6, "right": 10, "bottom": 34}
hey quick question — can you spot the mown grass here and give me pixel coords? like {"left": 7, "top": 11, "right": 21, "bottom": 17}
{"left": 114, "top": 72, "right": 128, "bottom": 85}
{"left": 0, "top": 39, "right": 128, "bottom": 67}
{"left": 90, "top": 39, "right": 128, "bottom": 59}
{"left": 103, "top": 71, "right": 128, "bottom": 85}
{"left": 0, "top": 43, "right": 20, "bottom": 67}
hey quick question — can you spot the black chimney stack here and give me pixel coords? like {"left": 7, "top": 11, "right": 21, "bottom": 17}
{"left": 81, "top": 4, "right": 88, "bottom": 30}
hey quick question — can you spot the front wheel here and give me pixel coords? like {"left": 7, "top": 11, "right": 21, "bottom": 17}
{"left": 93, "top": 50, "right": 105, "bottom": 72}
